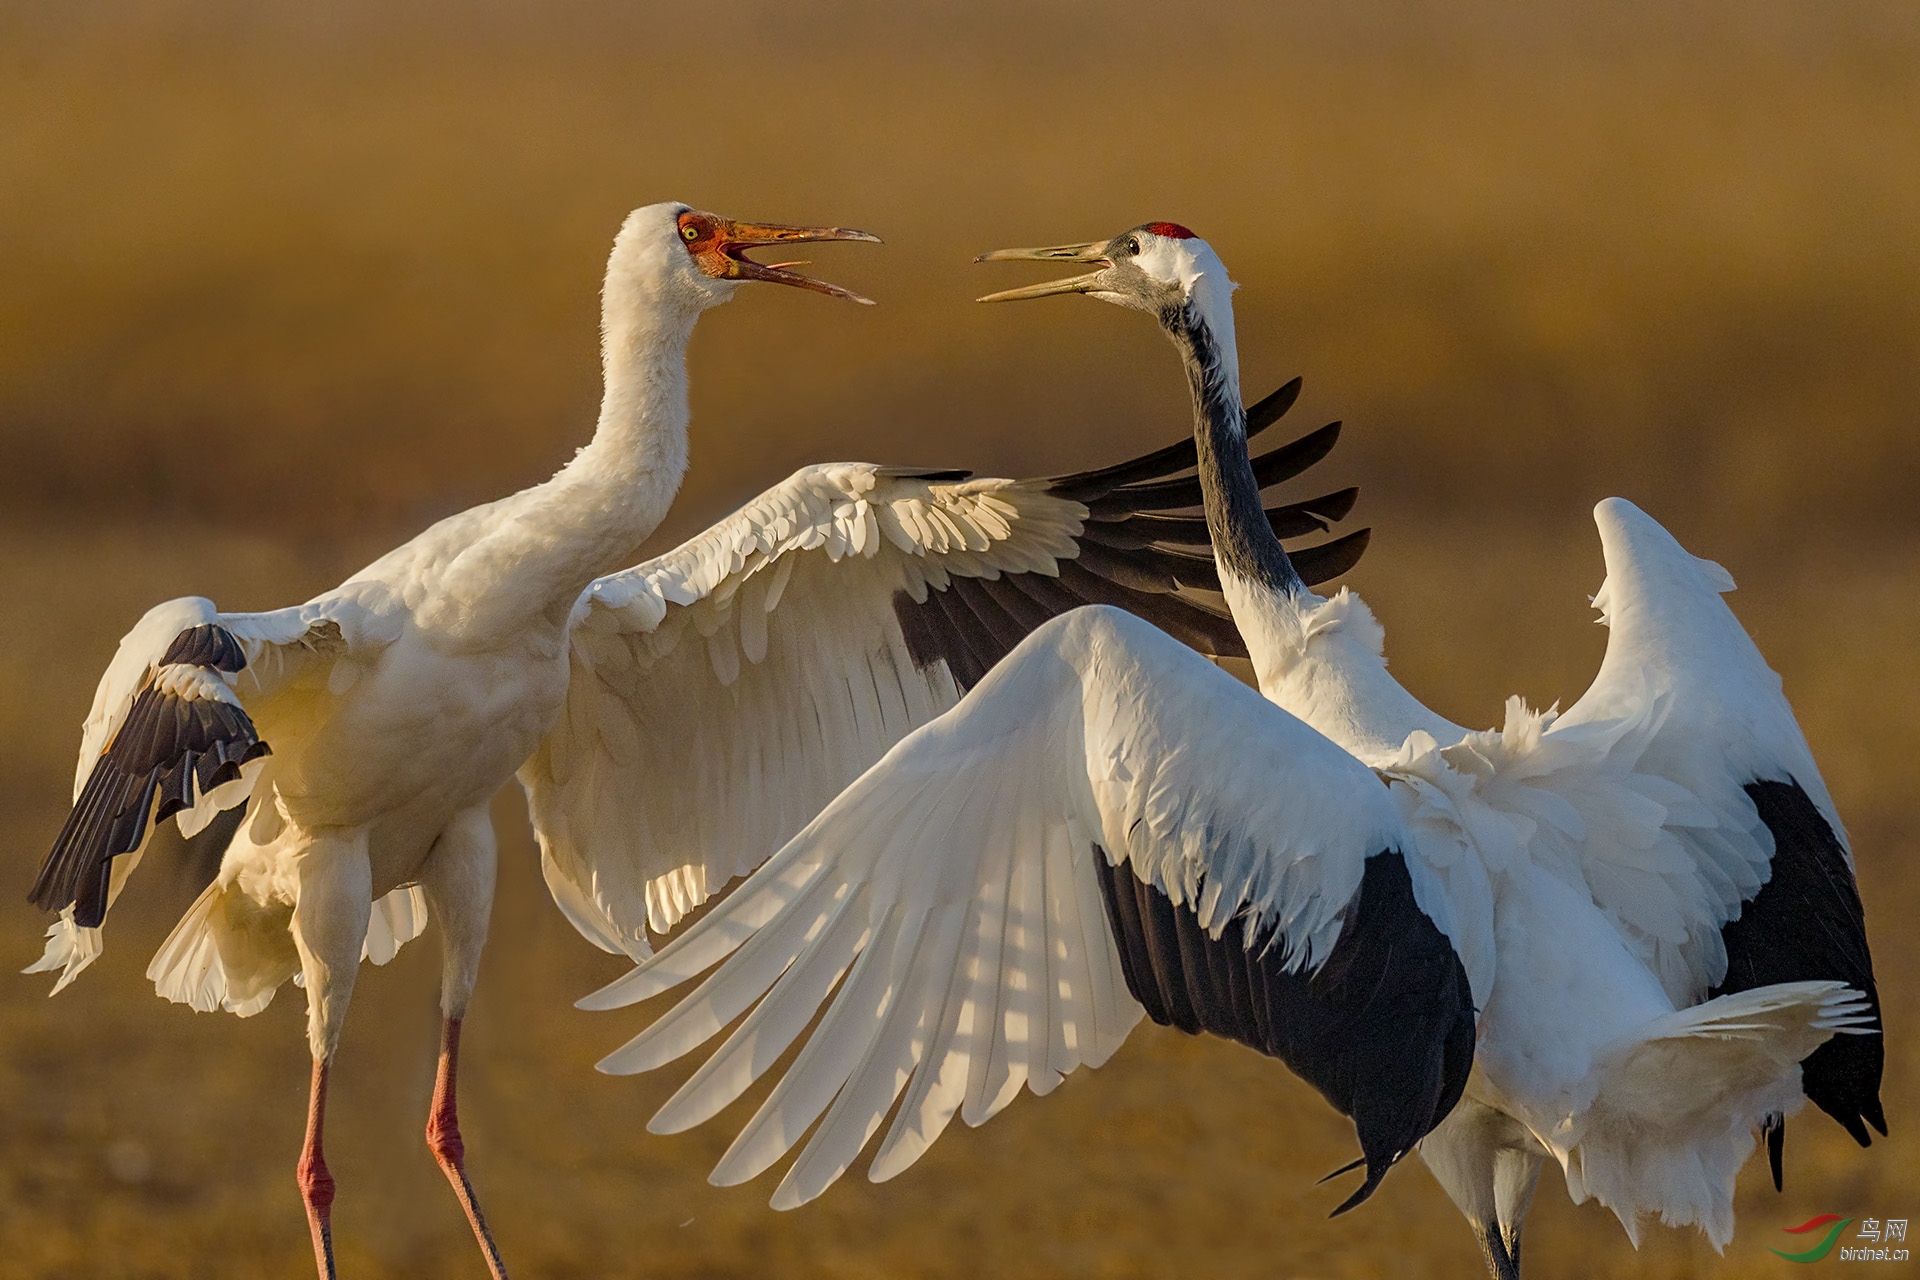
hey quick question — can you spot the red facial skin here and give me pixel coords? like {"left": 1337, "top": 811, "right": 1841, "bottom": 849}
{"left": 673, "top": 209, "right": 877, "bottom": 303}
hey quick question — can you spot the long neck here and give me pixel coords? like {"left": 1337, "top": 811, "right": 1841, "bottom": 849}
{"left": 1163, "top": 300, "right": 1303, "bottom": 597}
{"left": 429, "top": 277, "right": 698, "bottom": 639}
{"left": 1162, "top": 296, "right": 1462, "bottom": 758}
{"left": 547, "top": 289, "right": 697, "bottom": 553}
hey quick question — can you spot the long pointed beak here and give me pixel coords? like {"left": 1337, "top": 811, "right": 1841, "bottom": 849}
{"left": 716, "top": 219, "right": 882, "bottom": 305}
{"left": 973, "top": 239, "right": 1112, "bottom": 303}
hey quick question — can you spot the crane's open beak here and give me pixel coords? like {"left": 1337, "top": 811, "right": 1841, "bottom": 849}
{"left": 713, "top": 219, "right": 881, "bottom": 305}
{"left": 973, "top": 240, "right": 1112, "bottom": 303}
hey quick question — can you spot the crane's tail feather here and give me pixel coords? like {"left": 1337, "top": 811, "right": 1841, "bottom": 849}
{"left": 1562, "top": 980, "right": 1874, "bottom": 1249}
{"left": 147, "top": 880, "right": 298, "bottom": 1016}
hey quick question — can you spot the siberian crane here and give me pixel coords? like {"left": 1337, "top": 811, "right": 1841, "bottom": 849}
{"left": 594, "top": 222, "right": 1882, "bottom": 1279}
{"left": 23, "top": 204, "right": 1367, "bottom": 1279}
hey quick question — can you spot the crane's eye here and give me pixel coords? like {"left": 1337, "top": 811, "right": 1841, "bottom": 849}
{"left": 681, "top": 223, "right": 701, "bottom": 242}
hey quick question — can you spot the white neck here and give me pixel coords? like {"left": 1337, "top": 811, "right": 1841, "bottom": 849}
{"left": 422, "top": 255, "right": 707, "bottom": 639}
{"left": 1159, "top": 253, "right": 1462, "bottom": 758}
{"left": 1222, "top": 575, "right": 1464, "bottom": 761}
{"left": 547, "top": 275, "right": 699, "bottom": 553}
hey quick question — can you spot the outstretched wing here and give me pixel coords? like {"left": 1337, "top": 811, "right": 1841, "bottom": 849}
{"left": 586, "top": 606, "right": 1476, "bottom": 1213}
{"left": 1556, "top": 497, "right": 1883, "bottom": 1165}
{"left": 523, "top": 382, "right": 1372, "bottom": 955}
{"left": 25, "top": 595, "right": 356, "bottom": 991}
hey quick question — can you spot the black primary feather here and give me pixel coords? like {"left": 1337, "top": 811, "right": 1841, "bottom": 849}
{"left": 1083, "top": 488, "right": 1358, "bottom": 547}
{"left": 28, "top": 625, "right": 266, "bottom": 928}
{"left": 891, "top": 380, "right": 1366, "bottom": 692}
{"left": 1710, "top": 779, "right": 1884, "bottom": 1171}
{"left": 1045, "top": 376, "right": 1303, "bottom": 499}
{"left": 1076, "top": 422, "right": 1343, "bottom": 518}
{"left": 1092, "top": 848, "right": 1476, "bottom": 1215}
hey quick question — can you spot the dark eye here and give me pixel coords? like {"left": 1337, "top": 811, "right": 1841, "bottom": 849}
{"left": 681, "top": 223, "right": 700, "bottom": 242}
{"left": 1126, "top": 236, "right": 1142, "bottom": 255}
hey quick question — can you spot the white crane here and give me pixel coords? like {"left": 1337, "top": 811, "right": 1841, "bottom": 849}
{"left": 23, "top": 204, "right": 1368, "bottom": 1279}
{"left": 592, "top": 223, "right": 1883, "bottom": 1277}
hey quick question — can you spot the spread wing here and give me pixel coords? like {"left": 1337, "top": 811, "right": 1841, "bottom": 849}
{"left": 1556, "top": 497, "right": 1883, "bottom": 1168}
{"left": 585, "top": 607, "right": 1476, "bottom": 1213}
{"left": 522, "top": 381, "right": 1373, "bottom": 955}
{"left": 24, "top": 594, "right": 366, "bottom": 992}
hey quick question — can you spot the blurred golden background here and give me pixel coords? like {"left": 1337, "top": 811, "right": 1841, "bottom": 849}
{"left": 1, "top": 2, "right": 1914, "bottom": 1277}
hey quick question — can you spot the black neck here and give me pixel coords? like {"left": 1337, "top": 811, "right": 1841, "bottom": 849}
{"left": 1163, "top": 301, "right": 1304, "bottom": 595}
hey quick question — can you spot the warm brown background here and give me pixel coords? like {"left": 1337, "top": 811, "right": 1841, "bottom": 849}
{"left": 1, "top": 2, "right": 1914, "bottom": 1277}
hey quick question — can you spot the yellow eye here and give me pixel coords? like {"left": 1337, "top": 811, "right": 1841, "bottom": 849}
{"left": 681, "top": 224, "right": 700, "bottom": 242}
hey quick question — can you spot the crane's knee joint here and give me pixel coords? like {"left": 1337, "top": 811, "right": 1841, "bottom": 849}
{"left": 297, "top": 1154, "right": 336, "bottom": 1210}
{"left": 427, "top": 1113, "right": 466, "bottom": 1167}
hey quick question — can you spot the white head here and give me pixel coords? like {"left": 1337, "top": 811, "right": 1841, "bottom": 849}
{"left": 974, "top": 221, "right": 1240, "bottom": 385}
{"left": 602, "top": 200, "right": 880, "bottom": 330}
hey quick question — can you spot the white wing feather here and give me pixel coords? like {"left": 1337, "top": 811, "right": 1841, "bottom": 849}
{"left": 520, "top": 463, "right": 1089, "bottom": 957}
{"left": 1553, "top": 497, "right": 1842, "bottom": 1000}
{"left": 586, "top": 606, "right": 1429, "bottom": 1207}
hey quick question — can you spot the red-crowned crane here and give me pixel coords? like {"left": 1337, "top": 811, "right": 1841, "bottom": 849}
{"left": 589, "top": 222, "right": 1882, "bottom": 1279}
{"left": 23, "top": 205, "right": 1368, "bottom": 1279}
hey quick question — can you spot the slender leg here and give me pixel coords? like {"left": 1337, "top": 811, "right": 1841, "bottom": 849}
{"left": 299, "top": 1057, "right": 338, "bottom": 1278}
{"left": 1490, "top": 1146, "right": 1542, "bottom": 1280}
{"left": 1418, "top": 1097, "right": 1540, "bottom": 1280}
{"left": 289, "top": 830, "right": 373, "bottom": 1280}
{"left": 428, "top": 1017, "right": 509, "bottom": 1278}
{"left": 420, "top": 806, "right": 508, "bottom": 1278}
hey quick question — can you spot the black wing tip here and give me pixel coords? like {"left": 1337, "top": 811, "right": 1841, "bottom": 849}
{"left": 1091, "top": 845, "right": 1470, "bottom": 1227}
{"left": 1764, "top": 1113, "right": 1785, "bottom": 1192}
{"left": 1245, "top": 376, "right": 1304, "bottom": 436}
{"left": 1298, "top": 486, "right": 1361, "bottom": 524}
{"left": 1720, "top": 779, "right": 1885, "bottom": 1152}
{"left": 1291, "top": 527, "right": 1372, "bottom": 586}
{"left": 1244, "top": 420, "right": 1344, "bottom": 493}
{"left": 1804, "top": 1071, "right": 1884, "bottom": 1148}
{"left": 28, "top": 678, "right": 265, "bottom": 925}
{"left": 1327, "top": 1158, "right": 1395, "bottom": 1217}
{"left": 1280, "top": 419, "right": 1341, "bottom": 451}
{"left": 1835, "top": 1090, "right": 1889, "bottom": 1144}
{"left": 1253, "top": 419, "right": 1339, "bottom": 461}
{"left": 1315, "top": 1155, "right": 1367, "bottom": 1185}
{"left": 1261, "top": 486, "right": 1363, "bottom": 541}
{"left": 1048, "top": 377, "right": 1316, "bottom": 500}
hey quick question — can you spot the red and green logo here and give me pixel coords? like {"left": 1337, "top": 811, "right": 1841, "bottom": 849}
{"left": 1770, "top": 1215, "right": 1853, "bottom": 1263}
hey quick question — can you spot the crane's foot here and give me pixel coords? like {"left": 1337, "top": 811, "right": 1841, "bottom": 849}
{"left": 427, "top": 1018, "right": 510, "bottom": 1280}
{"left": 299, "top": 1058, "right": 339, "bottom": 1280}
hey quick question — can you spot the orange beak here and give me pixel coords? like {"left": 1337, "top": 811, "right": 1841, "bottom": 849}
{"left": 703, "top": 217, "right": 881, "bottom": 305}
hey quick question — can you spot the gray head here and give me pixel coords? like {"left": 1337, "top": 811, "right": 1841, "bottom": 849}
{"left": 974, "top": 221, "right": 1240, "bottom": 381}
{"left": 975, "top": 220, "right": 1227, "bottom": 303}
{"left": 974, "top": 221, "right": 1308, "bottom": 595}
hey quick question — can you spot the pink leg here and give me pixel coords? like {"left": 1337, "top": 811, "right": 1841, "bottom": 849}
{"left": 298, "top": 1058, "right": 338, "bottom": 1279}
{"left": 427, "top": 1018, "right": 509, "bottom": 1279}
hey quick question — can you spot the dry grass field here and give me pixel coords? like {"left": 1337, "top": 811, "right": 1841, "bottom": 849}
{"left": 1, "top": 3, "right": 1915, "bottom": 1277}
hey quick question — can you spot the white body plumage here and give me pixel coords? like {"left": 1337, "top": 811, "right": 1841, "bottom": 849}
{"left": 591, "top": 225, "right": 1880, "bottom": 1280}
